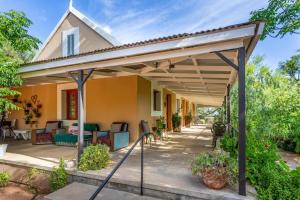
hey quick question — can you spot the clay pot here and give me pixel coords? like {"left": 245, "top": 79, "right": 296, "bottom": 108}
{"left": 201, "top": 167, "right": 227, "bottom": 189}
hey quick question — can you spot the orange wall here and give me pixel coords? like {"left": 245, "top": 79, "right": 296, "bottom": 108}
{"left": 10, "top": 75, "right": 152, "bottom": 142}
{"left": 9, "top": 84, "right": 57, "bottom": 129}
{"left": 137, "top": 76, "right": 152, "bottom": 130}
{"left": 86, "top": 76, "right": 138, "bottom": 142}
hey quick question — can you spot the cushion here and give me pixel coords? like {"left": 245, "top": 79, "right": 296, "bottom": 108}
{"left": 68, "top": 125, "right": 78, "bottom": 134}
{"left": 72, "top": 123, "right": 99, "bottom": 132}
{"left": 111, "top": 123, "right": 122, "bottom": 133}
{"left": 45, "top": 122, "right": 59, "bottom": 133}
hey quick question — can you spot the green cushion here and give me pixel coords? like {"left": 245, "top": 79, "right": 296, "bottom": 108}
{"left": 72, "top": 123, "right": 99, "bottom": 132}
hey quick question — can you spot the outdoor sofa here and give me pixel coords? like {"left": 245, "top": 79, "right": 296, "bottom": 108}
{"left": 92, "top": 122, "right": 129, "bottom": 151}
{"left": 54, "top": 123, "right": 99, "bottom": 146}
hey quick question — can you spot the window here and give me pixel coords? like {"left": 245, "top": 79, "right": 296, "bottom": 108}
{"left": 67, "top": 34, "right": 75, "bottom": 56}
{"left": 153, "top": 90, "right": 161, "bottom": 111}
{"left": 62, "top": 27, "right": 79, "bottom": 56}
{"left": 66, "top": 89, "right": 78, "bottom": 120}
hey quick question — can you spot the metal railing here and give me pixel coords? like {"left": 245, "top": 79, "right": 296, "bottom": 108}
{"left": 89, "top": 133, "right": 146, "bottom": 200}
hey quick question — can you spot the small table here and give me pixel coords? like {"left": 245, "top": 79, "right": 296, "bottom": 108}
{"left": 14, "top": 129, "right": 31, "bottom": 140}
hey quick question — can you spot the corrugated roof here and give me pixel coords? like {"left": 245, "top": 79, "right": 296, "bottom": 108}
{"left": 25, "top": 21, "right": 261, "bottom": 66}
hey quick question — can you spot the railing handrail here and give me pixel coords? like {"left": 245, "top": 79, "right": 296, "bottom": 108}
{"left": 89, "top": 132, "right": 146, "bottom": 200}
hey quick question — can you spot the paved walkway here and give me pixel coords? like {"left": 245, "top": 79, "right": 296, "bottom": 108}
{"left": 83, "top": 126, "right": 248, "bottom": 198}
{"left": 1, "top": 126, "right": 253, "bottom": 199}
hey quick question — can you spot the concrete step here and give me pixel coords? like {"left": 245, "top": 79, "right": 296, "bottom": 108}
{"left": 45, "top": 182, "right": 162, "bottom": 200}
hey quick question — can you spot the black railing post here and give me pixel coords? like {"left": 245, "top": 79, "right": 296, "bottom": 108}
{"left": 238, "top": 47, "right": 246, "bottom": 196}
{"left": 227, "top": 84, "right": 231, "bottom": 135}
{"left": 140, "top": 135, "right": 144, "bottom": 195}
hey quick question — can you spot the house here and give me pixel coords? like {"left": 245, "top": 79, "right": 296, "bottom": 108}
{"left": 8, "top": 3, "right": 264, "bottom": 196}
{"left": 10, "top": 4, "right": 201, "bottom": 142}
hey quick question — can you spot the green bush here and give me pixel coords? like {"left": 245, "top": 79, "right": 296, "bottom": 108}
{"left": 191, "top": 150, "right": 237, "bottom": 186}
{"left": 220, "top": 134, "right": 237, "bottom": 157}
{"left": 221, "top": 134, "right": 300, "bottom": 199}
{"left": 49, "top": 158, "right": 68, "bottom": 191}
{"left": 79, "top": 144, "right": 110, "bottom": 171}
{"left": 0, "top": 171, "right": 10, "bottom": 187}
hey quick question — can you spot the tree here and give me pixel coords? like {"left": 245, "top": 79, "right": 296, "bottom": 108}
{"left": 0, "top": 10, "right": 40, "bottom": 114}
{"left": 279, "top": 53, "right": 300, "bottom": 80}
{"left": 250, "top": 0, "right": 300, "bottom": 40}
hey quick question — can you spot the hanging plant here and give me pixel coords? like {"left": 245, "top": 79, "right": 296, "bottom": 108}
{"left": 26, "top": 102, "right": 32, "bottom": 108}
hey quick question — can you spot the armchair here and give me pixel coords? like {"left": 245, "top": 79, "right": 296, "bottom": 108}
{"left": 93, "top": 122, "right": 129, "bottom": 151}
{"left": 31, "top": 121, "right": 62, "bottom": 144}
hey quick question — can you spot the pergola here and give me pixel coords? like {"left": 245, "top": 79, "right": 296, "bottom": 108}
{"left": 20, "top": 21, "right": 265, "bottom": 196}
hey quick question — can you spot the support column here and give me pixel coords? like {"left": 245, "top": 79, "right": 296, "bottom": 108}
{"left": 70, "top": 69, "right": 94, "bottom": 163}
{"left": 238, "top": 47, "right": 246, "bottom": 196}
{"left": 77, "top": 70, "right": 84, "bottom": 162}
{"left": 227, "top": 84, "right": 231, "bottom": 134}
{"left": 223, "top": 96, "right": 226, "bottom": 123}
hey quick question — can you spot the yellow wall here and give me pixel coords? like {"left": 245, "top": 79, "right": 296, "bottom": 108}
{"left": 9, "top": 75, "right": 160, "bottom": 142}
{"left": 137, "top": 76, "right": 152, "bottom": 133}
{"left": 10, "top": 84, "right": 57, "bottom": 129}
{"left": 86, "top": 75, "right": 140, "bottom": 142}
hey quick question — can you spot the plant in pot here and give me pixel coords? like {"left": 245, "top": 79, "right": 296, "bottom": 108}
{"left": 172, "top": 112, "right": 181, "bottom": 132}
{"left": 191, "top": 150, "right": 237, "bottom": 189}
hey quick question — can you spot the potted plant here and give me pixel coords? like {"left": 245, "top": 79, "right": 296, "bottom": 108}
{"left": 172, "top": 112, "right": 181, "bottom": 132}
{"left": 191, "top": 150, "right": 237, "bottom": 189}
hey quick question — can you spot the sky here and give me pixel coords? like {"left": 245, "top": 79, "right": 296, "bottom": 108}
{"left": 0, "top": 0, "right": 299, "bottom": 69}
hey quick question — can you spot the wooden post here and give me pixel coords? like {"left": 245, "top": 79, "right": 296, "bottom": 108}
{"left": 238, "top": 47, "right": 246, "bottom": 196}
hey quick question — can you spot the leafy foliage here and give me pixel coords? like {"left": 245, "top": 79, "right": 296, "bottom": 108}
{"left": 0, "top": 10, "right": 40, "bottom": 113}
{"left": 279, "top": 53, "right": 300, "bottom": 80}
{"left": 49, "top": 158, "right": 68, "bottom": 191}
{"left": 79, "top": 144, "right": 110, "bottom": 171}
{"left": 191, "top": 150, "right": 237, "bottom": 186}
{"left": 0, "top": 171, "right": 10, "bottom": 187}
{"left": 172, "top": 112, "right": 181, "bottom": 130}
{"left": 250, "top": 0, "right": 300, "bottom": 39}
{"left": 221, "top": 56, "right": 300, "bottom": 199}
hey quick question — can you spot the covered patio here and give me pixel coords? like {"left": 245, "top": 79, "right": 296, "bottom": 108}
{"left": 1, "top": 125, "right": 255, "bottom": 199}
{"left": 1, "top": 21, "right": 266, "bottom": 197}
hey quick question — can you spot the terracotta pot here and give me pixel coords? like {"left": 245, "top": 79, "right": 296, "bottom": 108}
{"left": 201, "top": 167, "right": 227, "bottom": 189}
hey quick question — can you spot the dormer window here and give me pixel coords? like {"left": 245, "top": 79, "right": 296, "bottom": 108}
{"left": 67, "top": 34, "right": 75, "bottom": 56}
{"left": 62, "top": 27, "right": 79, "bottom": 57}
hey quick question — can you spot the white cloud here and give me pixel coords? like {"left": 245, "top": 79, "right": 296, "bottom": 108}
{"left": 85, "top": 0, "right": 268, "bottom": 44}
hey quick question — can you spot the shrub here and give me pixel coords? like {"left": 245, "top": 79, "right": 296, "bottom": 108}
{"left": 49, "top": 158, "right": 68, "bottom": 191}
{"left": 79, "top": 144, "right": 110, "bottom": 171}
{"left": 220, "top": 134, "right": 237, "bottom": 157}
{"left": 191, "top": 150, "right": 237, "bottom": 186}
{"left": 0, "top": 171, "right": 10, "bottom": 187}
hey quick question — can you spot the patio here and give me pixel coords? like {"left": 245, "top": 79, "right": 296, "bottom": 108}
{"left": 0, "top": 125, "right": 253, "bottom": 199}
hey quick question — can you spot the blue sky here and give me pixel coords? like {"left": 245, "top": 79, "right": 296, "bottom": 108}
{"left": 0, "top": 0, "right": 299, "bottom": 68}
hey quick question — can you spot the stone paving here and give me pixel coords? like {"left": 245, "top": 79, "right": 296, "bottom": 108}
{"left": 0, "top": 126, "right": 261, "bottom": 199}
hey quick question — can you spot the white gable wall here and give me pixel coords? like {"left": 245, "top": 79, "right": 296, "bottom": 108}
{"left": 35, "top": 12, "right": 113, "bottom": 61}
